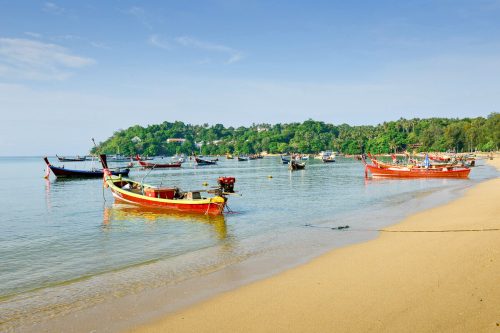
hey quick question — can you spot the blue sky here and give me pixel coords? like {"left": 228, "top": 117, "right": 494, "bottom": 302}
{"left": 1, "top": 0, "right": 499, "bottom": 155}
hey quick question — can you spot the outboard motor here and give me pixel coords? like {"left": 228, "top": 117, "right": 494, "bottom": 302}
{"left": 218, "top": 177, "right": 236, "bottom": 193}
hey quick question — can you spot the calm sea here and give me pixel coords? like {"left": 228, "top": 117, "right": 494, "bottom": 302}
{"left": 0, "top": 156, "right": 497, "bottom": 332}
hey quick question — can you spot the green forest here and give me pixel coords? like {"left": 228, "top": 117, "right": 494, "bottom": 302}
{"left": 92, "top": 113, "right": 500, "bottom": 156}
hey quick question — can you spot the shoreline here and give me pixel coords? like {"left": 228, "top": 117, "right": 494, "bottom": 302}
{"left": 131, "top": 157, "right": 500, "bottom": 333}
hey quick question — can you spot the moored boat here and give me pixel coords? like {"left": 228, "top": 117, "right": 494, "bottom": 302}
{"left": 322, "top": 154, "right": 336, "bottom": 163}
{"left": 289, "top": 160, "right": 306, "bottom": 170}
{"left": 44, "top": 157, "right": 130, "bottom": 178}
{"left": 281, "top": 155, "right": 291, "bottom": 164}
{"left": 56, "top": 154, "right": 87, "bottom": 162}
{"left": 195, "top": 157, "right": 217, "bottom": 165}
{"left": 135, "top": 155, "right": 182, "bottom": 168}
{"left": 99, "top": 155, "right": 234, "bottom": 215}
{"left": 362, "top": 155, "right": 470, "bottom": 178}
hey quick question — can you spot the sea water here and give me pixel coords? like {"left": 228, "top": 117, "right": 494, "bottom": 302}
{"left": 0, "top": 156, "right": 497, "bottom": 332}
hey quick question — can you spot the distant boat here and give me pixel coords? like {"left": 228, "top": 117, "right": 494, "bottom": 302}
{"left": 56, "top": 154, "right": 87, "bottom": 162}
{"left": 238, "top": 156, "right": 248, "bottom": 161}
{"left": 288, "top": 160, "right": 306, "bottom": 170}
{"left": 135, "top": 155, "right": 182, "bottom": 169}
{"left": 108, "top": 154, "right": 131, "bottom": 162}
{"left": 316, "top": 151, "right": 334, "bottom": 160}
{"left": 44, "top": 157, "right": 129, "bottom": 178}
{"left": 281, "top": 155, "right": 291, "bottom": 164}
{"left": 322, "top": 155, "right": 336, "bottom": 163}
{"left": 195, "top": 157, "right": 217, "bottom": 165}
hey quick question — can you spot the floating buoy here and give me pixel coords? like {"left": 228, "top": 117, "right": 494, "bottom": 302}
{"left": 202, "top": 182, "right": 208, "bottom": 186}
{"left": 267, "top": 175, "right": 273, "bottom": 178}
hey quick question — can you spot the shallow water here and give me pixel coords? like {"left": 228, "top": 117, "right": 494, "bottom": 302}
{"left": 0, "top": 156, "right": 497, "bottom": 331}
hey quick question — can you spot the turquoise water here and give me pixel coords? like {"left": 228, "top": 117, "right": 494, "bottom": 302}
{"left": 0, "top": 156, "right": 497, "bottom": 331}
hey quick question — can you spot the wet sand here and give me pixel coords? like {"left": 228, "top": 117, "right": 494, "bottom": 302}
{"left": 132, "top": 157, "right": 500, "bottom": 333}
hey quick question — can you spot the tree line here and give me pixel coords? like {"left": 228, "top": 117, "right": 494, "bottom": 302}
{"left": 92, "top": 113, "right": 499, "bottom": 156}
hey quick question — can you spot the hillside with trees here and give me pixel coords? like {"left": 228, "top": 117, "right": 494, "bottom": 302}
{"left": 92, "top": 113, "right": 499, "bottom": 156}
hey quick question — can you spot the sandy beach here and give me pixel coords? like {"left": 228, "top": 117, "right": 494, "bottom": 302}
{"left": 132, "top": 157, "right": 500, "bottom": 333}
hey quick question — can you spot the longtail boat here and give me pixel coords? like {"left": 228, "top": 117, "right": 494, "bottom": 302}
{"left": 135, "top": 155, "right": 182, "bottom": 168}
{"left": 368, "top": 153, "right": 463, "bottom": 169}
{"left": 44, "top": 157, "right": 130, "bottom": 178}
{"left": 99, "top": 155, "right": 234, "bottom": 215}
{"left": 322, "top": 155, "right": 336, "bottom": 163}
{"left": 281, "top": 155, "right": 290, "bottom": 164}
{"left": 362, "top": 155, "right": 470, "bottom": 178}
{"left": 428, "top": 154, "right": 451, "bottom": 162}
{"left": 195, "top": 157, "right": 217, "bottom": 165}
{"left": 56, "top": 154, "right": 87, "bottom": 162}
{"left": 289, "top": 160, "right": 306, "bottom": 170}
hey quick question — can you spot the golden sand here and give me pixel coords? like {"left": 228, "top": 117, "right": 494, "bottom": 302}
{"left": 131, "top": 157, "right": 500, "bottom": 333}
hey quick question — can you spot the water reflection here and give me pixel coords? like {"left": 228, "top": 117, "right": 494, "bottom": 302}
{"left": 102, "top": 204, "right": 228, "bottom": 239}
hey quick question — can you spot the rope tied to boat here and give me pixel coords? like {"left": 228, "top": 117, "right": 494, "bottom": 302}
{"left": 303, "top": 223, "right": 500, "bottom": 233}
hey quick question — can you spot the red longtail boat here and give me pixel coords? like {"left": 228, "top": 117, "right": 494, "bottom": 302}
{"left": 135, "top": 155, "right": 182, "bottom": 168}
{"left": 100, "top": 155, "right": 235, "bottom": 215}
{"left": 362, "top": 155, "right": 470, "bottom": 178}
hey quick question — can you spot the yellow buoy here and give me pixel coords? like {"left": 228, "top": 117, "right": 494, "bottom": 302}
{"left": 202, "top": 182, "right": 209, "bottom": 186}
{"left": 267, "top": 175, "right": 273, "bottom": 179}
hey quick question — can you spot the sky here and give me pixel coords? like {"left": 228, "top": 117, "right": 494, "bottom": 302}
{"left": 1, "top": 0, "right": 500, "bottom": 155}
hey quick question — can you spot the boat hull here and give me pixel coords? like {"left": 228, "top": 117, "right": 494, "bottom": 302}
{"left": 45, "top": 157, "right": 129, "bottom": 178}
{"left": 195, "top": 157, "right": 217, "bottom": 165}
{"left": 49, "top": 165, "right": 130, "bottom": 178}
{"left": 107, "top": 180, "right": 226, "bottom": 215}
{"left": 365, "top": 164, "right": 470, "bottom": 178}
{"left": 137, "top": 161, "right": 182, "bottom": 168}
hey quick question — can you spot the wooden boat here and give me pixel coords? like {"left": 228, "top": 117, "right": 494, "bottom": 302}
{"left": 362, "top": 155, "right": 470, "bottom": 178}
{"left": 368, "top": 154, "right": 460, "bottom": 169}
{"left": 195, "top": 157, "right": 217, "bottom": 165}
{"left": 289, "top": 160, "right": 306, "bottom": 170}
{"left": 429, "top": 154, "right": 451, "bottom": 162}
{"left": 135, "top": 155, "right": 182, "bottom": 168}
{"left": 322, "top": 155, "right": 336, "bottom": 163}
{"left": 56, "top": 154, "right": 87, "bottom": 162}
{"left": 99, "top": 155, "right": 234, "bottom": 215}
{"left": 238, "top": 156, "right": 248, "bottom": 161}
{"left": 44, "top": 157, "right": 129, "bottom": 178}
{"left": 281, "top": 156, "right": 290, "bottom": 164}
{"left": 108, "top": 154, "right": 131, "bottom": 162}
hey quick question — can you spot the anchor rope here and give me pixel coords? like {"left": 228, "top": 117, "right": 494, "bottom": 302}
{"left": 303, "top": 223, "right": 500, "bottom": 233}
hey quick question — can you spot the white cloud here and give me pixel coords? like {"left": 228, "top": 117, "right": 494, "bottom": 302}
{"left": 148, "top": 34, "right": 243, "bottom": 64}
{"left": 0, "top": 38, "right": 95, "bottom": 81}
{"left": 148, "top": 34, "right": 170, "bottom": 50}
{"left": 175, "top": 36, "right": 243, "bottom": 64}
{"left": 90, "top": 41, "right": 110, "bottom": 50}
{"left": 43, "top": 2, "right": 64, "bottom": 15}
{"left": 127, "top": 6, "right": 152, "bottom": 30}
{"left": 24, "top": 32, "right": 42, "bottom": 38}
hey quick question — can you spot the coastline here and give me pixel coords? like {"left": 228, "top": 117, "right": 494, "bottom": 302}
{"left": 131, "top": 156, "right": 500, "bottom": 333}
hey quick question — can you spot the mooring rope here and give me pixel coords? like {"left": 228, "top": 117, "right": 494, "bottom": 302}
{"left": 304, "top": 223, "right": 500, "bottom": 233}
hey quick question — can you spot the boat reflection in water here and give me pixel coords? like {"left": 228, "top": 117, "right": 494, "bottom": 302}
{"left": 102, "top": 204, "right": 228, "bottom": 239}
